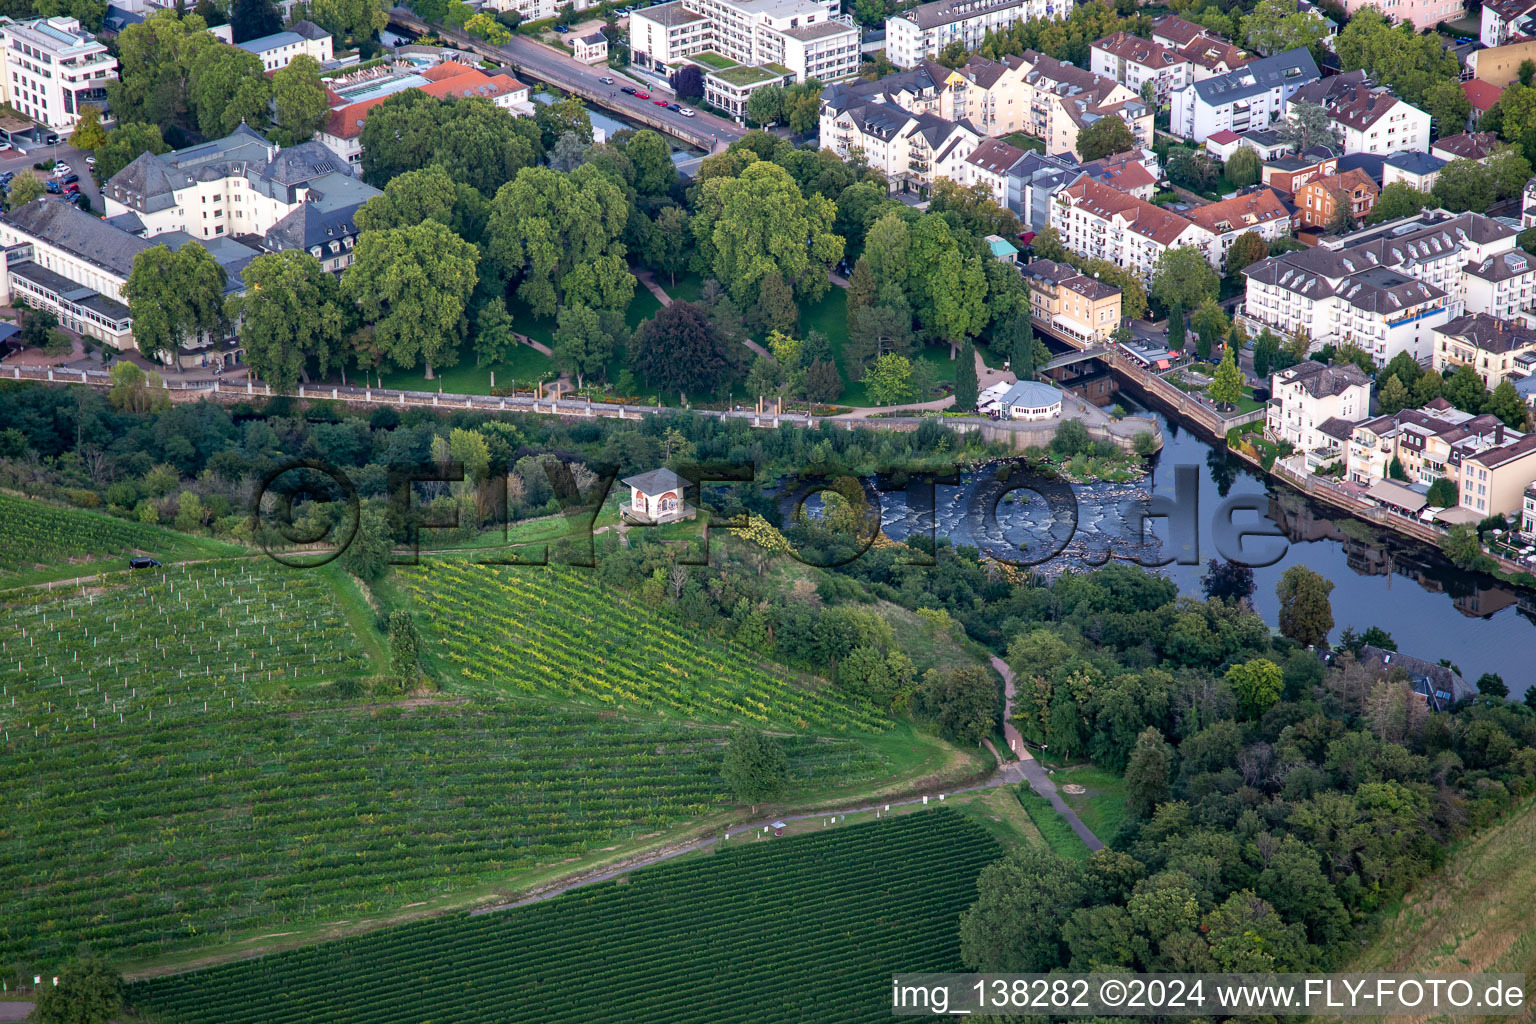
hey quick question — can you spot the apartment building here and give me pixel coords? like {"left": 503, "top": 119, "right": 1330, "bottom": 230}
{"left": 884, "top": 0, "right": 1072, "bottom": 68}
{"left": 1261, "top": 145, "right": 1338, "bottom": 193}
{"left": 1432, "top": 131, "right": 1502, "bottom": 163}
{"left": 1342, "top": 0, "right": 1463, "bottom": 31}
{"left": 1022, "top": 257, "right": 1123, "bottom": 342}
{"left": 1482, "top": 0, "right": 1536, "bottom": 47}
{"left": 936, "top": 54, "right": 1032, "bottom": 135}
{"left": 1184, "top": 187, "right": 1293, "bottom": 266}
{"left": 961, "top": 137, "right": 1029, "bottom": 207}
{"left": 1464, "top": 249, "right": 1536, "bottom": 321}
{"left": 236, "top": 20, "right": 332, "bottom": 72}
{"left": 819, "top": 79, "right": 980, "bottom": 190}
{"left": 1382, "top": 150, "right": 1446, "bottom": 192}
{"left": 1017, "top": 51, "right": 1153, "bottom": 158}
{"left": 633, "top": 0, "right": 859, "bottom": 83}
{"left": 1090, "top": 32, "right": 1192, "bottom": 108}
{"left": 1242, "top": 210, "right": 1531, "bottom": 360}
{"left": 1346, "top": 401, "right": 1515, "bottom": 492}
{"left": 1294, "top": 168, "right": 1379, "bottom": 230}
{"left": 1050, "top": 177, "right": 1214, "bottom": 282}
{"left": 1076, "top": 151, "right": 1157, "bottom": 199}
{"left": 1170, "top": 47, "right": 1320, "bottom": 142}
{"left": 0, "top": 16, "right": 117, "bottom": 132}
{"left": 1266, "top": 360, "right": 1372, "bottom": 451}
{"left": 1432, "top": 313, "right": 1536, "bottom": 388}
{"left": 1286, "top": 71, "right": 1431, "bottom": 157}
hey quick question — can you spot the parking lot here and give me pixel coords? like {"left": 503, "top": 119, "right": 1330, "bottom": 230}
{"left": 0, "top": 141, "right": 104, "bottom": 213}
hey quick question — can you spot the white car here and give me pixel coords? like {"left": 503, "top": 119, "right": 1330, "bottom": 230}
{"left": 84, "top": 156, "right": 95, "bottom": 166}
{"left": 51, "top": 164, "right": 71, "bottom": 177}
{"left": 679, "top": 107, "right": 696, "bottom": 117}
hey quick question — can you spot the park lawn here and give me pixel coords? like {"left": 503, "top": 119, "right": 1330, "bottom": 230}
{"left": 664, "top": 270, "right": 706, "bottom": 304}
{"left": 378, "top": 342, "right": 554, "bottom": 395}
{"left": 1055, "top": 764, "right": 1128, "bottom": 842}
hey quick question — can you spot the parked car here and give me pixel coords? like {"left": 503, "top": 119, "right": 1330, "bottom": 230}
{"left": 51, "top": 164, "right": 71, "bottom": 177}
{"left": 554, "top": 24, "right": 569, "bottom": 32}
{"left": 634, "top": 90, "right": 650, "bottom": 99}
{"left": 44, "top": 180, "right": 61, "bottom": 194}
{"left": 128, "top": 557, "right": 162, "bottom": 569}
{"left": 620, "top": 85, "right": 637, "bottom": 94}
{"left": 667, "top": 103, "right": 681, "bottom": 111}
{"left": 44, "top": 133, "right": 58, "bottom": 144}
{"left": 679, "top": 107, "right": 696, "bottom": 117}
{"left": 652, "top": 97, "right": 668, "bottom": 105}
{"left": 599, "top": 76, "right": 615, "bottom": 84}
{"left": 64, "top": 182, "right": 79, "bottom": 193}
{"left": 84, "top": 156, "right": 95, "bottom": 166}
{"left": 62, "top": 174, "right": 78, "bottom": 185}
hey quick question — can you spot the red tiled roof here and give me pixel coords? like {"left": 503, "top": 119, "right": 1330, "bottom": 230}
{"left": 1463, "top": 79, "right": 1504, "bottom": 113}
{"left": 1092, "top": 31, "right": 1188, "bottom": 70}
{"left": 1206, "top": 129, "right": 1240, "bottom": 144}
{"left": 1184, "top": 188, "right": 1290, "bottom": 234}
{"left": 322, "top": 66, "right": 527, "bottom": 140}
{"left": 1060, "top": 177, "right": 1201, "bottom": 246}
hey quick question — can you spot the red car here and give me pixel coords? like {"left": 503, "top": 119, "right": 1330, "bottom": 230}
{"left": 653, "top": 98, "right": 669, "bottom": 105}
{"left": 634, "top": 91, "right": 650, "bottom": 99}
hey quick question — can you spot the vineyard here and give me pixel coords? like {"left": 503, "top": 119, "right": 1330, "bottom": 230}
{"left": 0, "top": 701, "right": 889, "bottom": 963}
{"left": 0, "top": 494, "right": 233, "bottom": 581}
{"left": 0, "top": 562, "right": 370, "bottom": 745}
{"left": 400, "top": 561, "right": 889, "bottom": 732}
{"left": 130, "top": 810, "right": 998, "bottom": 1024}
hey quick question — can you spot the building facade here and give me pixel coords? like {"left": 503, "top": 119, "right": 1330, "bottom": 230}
{"left": 236, "top": 20, "right": 332, "bottom": 72}
{"left": 884, "top": 0, "right": 1072, "bottom": 68}
{"left": 632, "top": 0, "right": 859, "bottom": 83}
{"left": 1294, "top": 169, "right": 1379, "bottom": 230}
{"left": 1266, "top": 360, "right": 1372, "bottom": 451}
{"left": 1022, "top": 257, "right": 1123, "bottom": 342}
{"left": 1169, "top": 47, "right": 1320, "bottom": 142}
{"left": 1286, "top": 71, "right": 1432, "bottom": 157}
{"left": 0, "top": 16, "right": 117, "bottom": 132}
{"left": 1432, "top": 313, "right": 1536, "bottom": 388}
{"left": 1090, "top": 32, "right": 1192, "bottom": 109}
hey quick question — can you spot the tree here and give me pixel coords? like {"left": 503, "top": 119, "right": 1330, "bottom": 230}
{"left": 645, "top": 205, "right": 691, "bottom": 286}
{"left": 341, "top": 220, "right": 480, "bottom": 379}
{"left": 630, "top": 300, "right": 739, "bottom": 396}
{"left": 91, "top": 121, "right": 169, "bottom": 182}
{"left": 270, "top": 56, "right": 330, "bottom": 146}
{"left": 534, "top": 95, "right": 593, "bottom": 149}
{"left": 1243, "top": 0, "right": 1330, "bottom": 56}
{"left": 1487, "top": 146, "right": 1534, "bottom": 200}
{"left": 1191, "top": 298, "right": 1230, "bottom": 360}
{"left": 1279, "top": 101, "right": 1338, "bottom": 151}
{"left": 845, "top": 302, "right": 914, "bottom": 374}
{"left": 863, "top": 352, "right": 914, "bottom": 406}
{"left": 1124, "top": 726, "right": 1172, "bottom": 818}
{"left": 1423, "top": 77, "right": 1472, "bottom": 140}
{"left": 227, "top": 250, "right": 350, "bottom": 392}
{"left": 906, "top": 214, "right": 987, "bottom": 351}
{"left": 1366, "top": 181, "right": 1430, "bottom": 225}
{"left": 71, "top": 106, "right": 108, "bottom": 152}
{"left": 547, "top": 132, "right": 588, "bottom": 173}
{"left": 745, "top": 84, "right": 785, "bottom": 127}
{"left": 1426, "top": 477, "right": 1458, "bottom": 508}
{"left": 1076, "top": 115, "right": 1136, "bottom": 162}
{"left": 804, "top": 359, "right": 842, "bottom": 403}
{"left": 1210, "top": 345, "right": 1244, "bottom": 408}
{"left": 342, "top": 504, "right": 392, "bottom": 582}
{"left": 625, "top": 130, "right": 676, "bottom": 197}
{"left": 960, "top": 846, "right": 1085, "bottom": 972}
{"left": 1167, "top": 302, "right": 1186, "bottom": 353}
{"left": 912, "top": 665, "right": 998, "bottom": 744}
{"left": 1168, "top": 147, "right": 1220, "bottom": 191}
{"left": 783, "top": 79, "right": 824, "bottom": 135}
{"left": 1225, "top": 145, "right": 1261, "bottom": 187}
{"left": 670, "top": 64, "right": 704, "bottom": 101}
{"left": 124, "top": 243, "right": 228, "bottom": 369}
{"left": 692, "top": 159, "right": 843, "bottom": 304}
{"left": 355, "top": 165, "right": 463, "bottom": 233}
{"left": 472, "top": 297, "right": 517, "bottom": 367}
{"left": 722, "top": 729, "right": 787, "bottom": 810}
{"left": 463, "top": 11, "right": 511, "bottom": 43}
{"left": 187, "top": 42, "right": 270, "bottom": 136}
{"left": 6, "top": 173, "right": 42, "bottom": 209}
{"left": 306, "top": 0, "right": 388, "bottom": 44}
{"left": 1477, "top": 672, "right": 1510, "bottom": 698}
{"left": 1443, "top": 363, "right": 1487, "bottom": 413}
{"left": 552, "top": 303, "right": 614, "bottom": 388}
{"left": 484, "top": 164, "right": 632, "bottom": 316}
{"left": 1488, "top": 377, "right": 1530, "bottom": 430}
{"left": 1202, "top": 558, "right": 1255, "bottom": 603}
{"left": 954, "top": 339, "right": 979, "bottom": 411}
{"left": 1276, "top": 565, "right": 1334, "bottom": 648}
{"left": 1432, "top": 158, "right": 1496, "bottom": 213}
{"left": 1335, "top": 9, "right": 1462, "bottom": 110}
{"left": 1151, "top": 246, "right": 1218, "bottom": 315}
{"left": 1227, "top": 658, "right": 1284, "bottom": 718}
{"left": 106, "top": 11, "right": 207, "bottom": 131}
{"left": 28, "top": 948, "right": 124, "bottom": 1024}
{"left": 749, "top": 269, "right": 798, "bottom": 336}
{"left": 387, "top": 609, "right": 419, "bottom": 687}
{"left": 1252, "top": 328, "right": 1279, "bottom": 379}
{"left": 106, "top": 360, "right": 168, "bottom": 414}
{"left": 230, "top": 0, "right": 279, "bottom": 40}
{"left": 360, "top": 91, "right": 543, "bottom": 196}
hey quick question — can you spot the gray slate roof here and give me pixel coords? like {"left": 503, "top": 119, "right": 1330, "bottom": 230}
{"left": 1188, "top": 46, "right": 1318, "bottom": 106}
{"left": 622, "top": 468, "right": 687, "bottom": 495}
{"left": 3, "top": 199, "right": 153, "bottom": 278}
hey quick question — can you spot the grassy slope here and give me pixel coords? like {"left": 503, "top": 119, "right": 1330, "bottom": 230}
{"left": 1055, "top": 764, "right": 1129, "bottom": 842}
{"left": 1331, "top": 798, "right": 1536, "bottom": 1023}
{"left": 1017, "top": 785, "right": 1091, "bottom": 861}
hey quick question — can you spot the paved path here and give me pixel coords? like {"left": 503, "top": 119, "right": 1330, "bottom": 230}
{"left": 990, "top": 654, "right": 1105, "bottom": 851}
{"left": 638, "top": 270, "right": 770, "bottom": 359}
{"left": 0, "top": 1003, "right": 29, "bottom": 1022}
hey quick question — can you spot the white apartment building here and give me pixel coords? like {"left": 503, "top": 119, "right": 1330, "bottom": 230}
{"left": 1239, "top": 211, "right": 1529, "bottom": 364}
{"left": 1049, "top": 177, "right": 1214, "bottom": 282}
{"left": 962, "top": 137, "right": 1028, "bottom": 206}
{"left": 1285, "top": 71, "right": 1431, "bottom": 157}
{"left": 0, "top": 16, "right": 117, "bottom": 132}
{"left": 631, "top": 0, "right": 859, "bottom": 83}
{"left": 236, "top": 20, "right": 333, "bottom": 72}
{"left": 1090, "top": 32, "right": 1192, "bottom": 108}
{"left": 818, "top": 85, "right": 980, "bottom": 190}
{"left": 1169, "top": 47, "right": 1319, "bottom": 142}
{"left": 1433, "top": 313, "right": 1536, "bottom": 388}
{"left": 884, "top": 0, "right": 1072, "bottom": 68}
{"left": 1266, "top": 360, "right": 1372, "bottom": 451}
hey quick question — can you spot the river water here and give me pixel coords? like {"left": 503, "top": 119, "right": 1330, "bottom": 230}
{"left": 876, "top": 408, "right": 1536, "bottom": 691}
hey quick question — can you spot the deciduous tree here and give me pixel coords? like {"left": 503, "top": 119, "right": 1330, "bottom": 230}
{"left": 630, "top": 300, "right": 739, "bottom": 396}
{"left": 269, "top": 55, "right": 329, "bottom": 146}
{"left": 227, "top": 250, "right": 351, "bottom": 392}
{"left": 1076, "top": 115, "right": 1136, "bottom": 162}
{"left": 1276, "top": 565, "right": 1334, "bottom": 648}
{"left": 722, "top": 729, "right": 788, "bottom": 810}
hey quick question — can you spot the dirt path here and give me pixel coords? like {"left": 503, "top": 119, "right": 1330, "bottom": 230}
{"left": 990, "top": 654, "right": 1105, "bottom": 851}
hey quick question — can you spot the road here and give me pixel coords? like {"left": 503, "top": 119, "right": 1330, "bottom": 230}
{"left": 388, "top": 9, "right": 746, "bottom": 151}
{"left": 0, "top": 140, "right": 103, "bottom": 213}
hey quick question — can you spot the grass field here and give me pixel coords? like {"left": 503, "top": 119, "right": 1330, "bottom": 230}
{"left": 1055, "top": 765, "right": 1128, "bottom": 841}
{"left": 1016, "top": 785, "right": 1091, "bottom": 861}
{"left": 400, "top": 560, "right": 890, "bottom": 731}
{"left": 128, "top": 810, "right": 1000, "bottom": 1024}
{"left": 1325, "top": 798, "right": 1536, "bottom": 1024}
{"left": 0, "top": 494, "right": 237, "bottom": 586}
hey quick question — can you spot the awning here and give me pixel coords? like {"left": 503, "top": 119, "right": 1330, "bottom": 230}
{"left": 1433, "top": 505, "right": 1482, "bottom": 525}
{"left": 1366, "top": 478, "right": 1428, "bottom": 513}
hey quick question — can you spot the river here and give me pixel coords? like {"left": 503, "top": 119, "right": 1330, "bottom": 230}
{"left": 876, "top": 406, "right": 1536, "bottom": 691}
